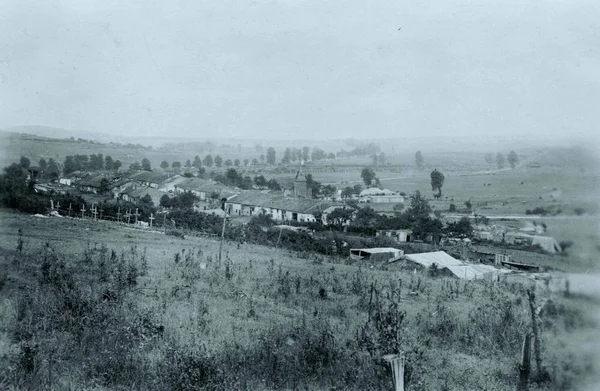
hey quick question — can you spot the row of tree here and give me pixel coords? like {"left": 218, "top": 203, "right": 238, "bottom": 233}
{"left": 62, "top": 154, "right": 124, "bottom": 175}
{"left": 485, "top": 151, "right": 519, "bottom": 169}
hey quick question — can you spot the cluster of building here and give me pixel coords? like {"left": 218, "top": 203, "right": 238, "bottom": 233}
{"left": 40, "top": 168, "right": 406, "bottom": 225}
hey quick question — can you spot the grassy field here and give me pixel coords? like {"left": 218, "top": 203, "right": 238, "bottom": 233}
{"left": 1, "top": 209, "right": 599, "bottom": 390}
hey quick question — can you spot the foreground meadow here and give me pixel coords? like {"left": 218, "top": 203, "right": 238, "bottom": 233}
{"left": 1, "top": 210, "right": 599, "bottom": 390}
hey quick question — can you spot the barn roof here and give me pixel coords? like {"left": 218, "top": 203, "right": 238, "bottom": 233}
{"left": 227, "top": 191, "right": 333, "bottom": 214}
{"left": 403, "top": 251, "right": 463, "bottom": 268}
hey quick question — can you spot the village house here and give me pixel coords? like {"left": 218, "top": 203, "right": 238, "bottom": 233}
{"left": 174, "top": 177, "right": 238, "bottom": 202}
{"left": 59, "top": 170, "right": 88, "bottom": 186}
{"left": 375, "top": 229, "right": 413, "bottom": 243}
{"left": 224, "top": 191, "right": 341, "bottom": 223}
{"left": 359, "top": 187, "right": 404, "bottom": 204}
{"left": 73, "top": 174, "right": 109, "bottom": 194}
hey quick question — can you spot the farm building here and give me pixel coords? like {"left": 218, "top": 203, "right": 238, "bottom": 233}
{"left": 359, "top": 188, "right": 404, "bottom": 204}
{"left": 195, "top": 207, "right": 228, "bottom": 218}
{"left": 504, "top": 232, "right": 561, "bottom": 253}
{"left": 120, "top": 186, "right": 165, "bottom": 205}
{"left": 376, "top": 229, "right": 412, "bottom": 243}
{"left": 349, "top": 247, "right": 404, "bottom": 262}
{"left": 402, "top": 251, "right": 464, "bottom": 269}
{"left": 400, "top": 251, "right": 507, "bottom": 280}
{"left": 129, "top": 171, "right": 173, "bottom": 189}
{"left": 59, "top": 171, "right": 88, "bottom": 186}
{"left": 174, "top": 178, "right": 238, "bottom": 201}
{"left": 224, "top": 191, "right": 338, "bottom": 223}
{"left": 445, "top": 264, "right": 505, "bottom": 280}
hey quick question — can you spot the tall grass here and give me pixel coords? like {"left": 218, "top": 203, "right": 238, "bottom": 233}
{"left": 0, "top": 232, "right": 597, "bottom": 390}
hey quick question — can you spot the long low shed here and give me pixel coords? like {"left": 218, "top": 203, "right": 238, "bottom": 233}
{"left": 349, "top": 247, "right": 404, "bottom": 262}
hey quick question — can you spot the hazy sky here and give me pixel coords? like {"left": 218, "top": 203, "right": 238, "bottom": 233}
{"left": 1, "top": 0, "right": 598, "bottom": 141}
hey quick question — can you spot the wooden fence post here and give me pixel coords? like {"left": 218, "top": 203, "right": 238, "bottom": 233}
{"left": 517, "top": 333, "right": 532, "bottom": 391}
{"left": 383, "top": 354, "right": 405, "bottom": 391}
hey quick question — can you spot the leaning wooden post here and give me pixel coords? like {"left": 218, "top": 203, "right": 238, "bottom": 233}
{"left": 517, "top": 333, "right": 532, "bottom": 391}
{"left": 218, "top": 216, "right": 226, "bottom": 264}
{"left": 526, "top": 289, "right": 543, "bottom": 377}
{"left": 383, "top": 354, "right": 405, "bottom": 391}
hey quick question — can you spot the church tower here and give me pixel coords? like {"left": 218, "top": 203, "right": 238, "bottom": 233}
{"left": 294, "top": 168, "right": 308, "bottom": 198}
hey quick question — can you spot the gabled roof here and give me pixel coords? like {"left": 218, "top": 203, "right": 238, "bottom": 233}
{"left": 404, "top": 251, "right": 463, "bottom": 268}
{"left": 129, "top": 171, "right": 173, "bottom": 184}
{"left": 360, "top": 187, "right": 398, "bottom": 197}
{"left": 74, "top": 174, "right": 107, "bottom": 187}
{"left": 227, "top": 191, "right": 333, "bottom": 214}
{"left": 445, "top": 264, "right": 502, "bottom": 280}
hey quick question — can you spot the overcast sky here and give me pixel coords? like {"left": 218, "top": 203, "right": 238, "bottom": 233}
{"left": 0, "top": 0, "right": 598, "bottom": 141}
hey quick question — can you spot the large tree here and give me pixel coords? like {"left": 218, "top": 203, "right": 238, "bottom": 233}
{"left": 327, "top": 208, "right": 354, "bottom": 229}
{"left": 508, "top": 150, "right": 519, "bottom": 169}
{"left": 302, "top": 146, "right": 310, "bottom": 162}
{"left": 105, "top": 155, "right": 114, "bottom": 171}
{"left": 193, "top": 155, "right": 202, "bottom": 169}
{"left": 214, "top": 155, "right": 223, "bottom": 168}
{"left": 430, "top": 169, "right": 445, "bottom": 198}
{"left": 47, "top": 158, "right": 60, "bottom": 181}
{"left": 203, "top": 154, "right": 214, "bottom": 167}
{"left": 415, "top": 151, "right": 424, "bottom": 169}
{"left": 282, "top": 148, "right": 291, "bottom": 164}
{"left": 20, "top": 156, "right": 31, "bottom": 169}
{"left": 141, "top": 158, "right": 152, "bottom": 171}
{"left": 266, "top": 147, "right": 276, "bottom": 165}
{"left": 160, "top": 161, "right": 169, "bottom": 170}
{"left": 496, "top": 153, "right": 506, "bottom": 169}
{"left": 361, "top": 167, "right": 376, "bottom": 187}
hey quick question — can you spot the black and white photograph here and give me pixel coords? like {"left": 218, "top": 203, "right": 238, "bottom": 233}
{"left": 1, "top": 0, "right": 599, "bottom": 390}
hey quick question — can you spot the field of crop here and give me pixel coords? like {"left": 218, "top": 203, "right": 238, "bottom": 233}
{"left": 1, "top": 209, "right": 599, "bottom": 390}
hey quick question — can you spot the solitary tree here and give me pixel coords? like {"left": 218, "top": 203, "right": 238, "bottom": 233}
{"left": 203, "top": 154, "right": 214, "bottom": 167}
{"left": 214, "top": 155, "right": 223, "bottom": 168}
{"left": 113, "top": 160, "right": 122, "bottom": 171}
{"left": 361, "top": 167, "right": 377, "bottom": 187}
{"left": 430, "top": 169, "right": 445, "bottom": 198}
{"left": 415, "top": 151, "right": 424, "bottom": 169}
{"left": 508, "top": 150, "right": 519, "bottom": 169}
{"left": 224, "top": 159, "right": 233, "bottom": 167}
{"left": 266, "top": 147, "right": 276, "bottom": 165}
{"left": 130, "top": 161, "right": 142, "bottom": 171}
{"left": 496, "top": 153, "right": 506, "bottom": 169}
{"left": 172, "top": 161, "right": 182, "bottom": 169}
{"left": 160, "top": 161, "right": 169, "bottom": 170}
